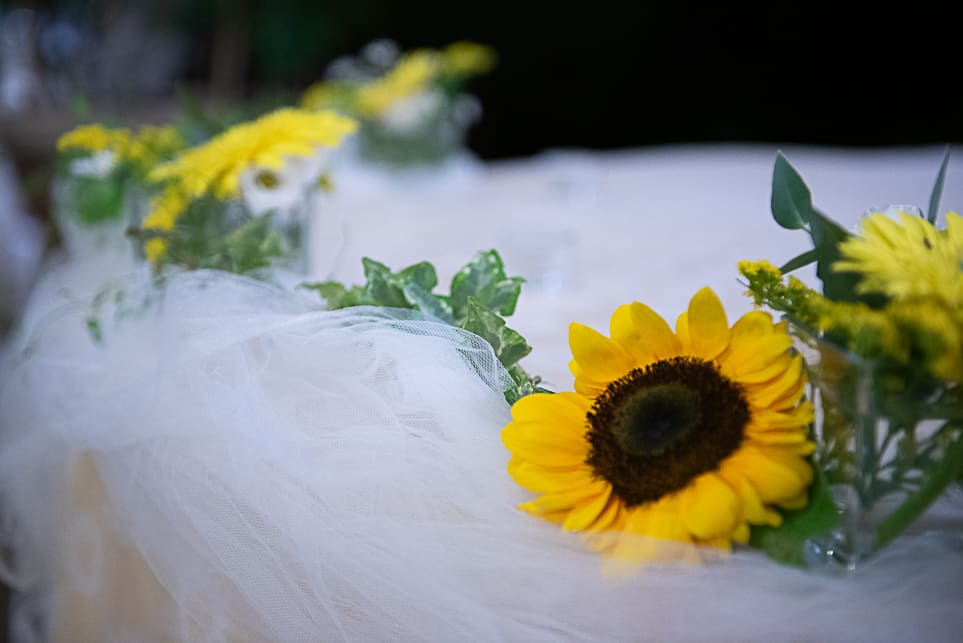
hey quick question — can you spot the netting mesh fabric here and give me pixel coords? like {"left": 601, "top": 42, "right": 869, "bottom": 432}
{"left": 1, "top": 270, "right": 961, "bottom": 642}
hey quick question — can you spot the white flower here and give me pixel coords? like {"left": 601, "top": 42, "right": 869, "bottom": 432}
{"left": 239, "top": 150, "right": 332, "bottom": 220}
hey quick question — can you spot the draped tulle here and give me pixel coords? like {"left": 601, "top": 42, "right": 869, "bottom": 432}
{"left": 1, "top": 270, "right": 961, "bottom": 642}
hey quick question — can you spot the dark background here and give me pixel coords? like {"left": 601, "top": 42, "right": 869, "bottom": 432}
{"left": 2, "top": 0, "right": 961, "bottom": 162}
{"left": 171, "top": 0, "right": 963, "bottom": 157}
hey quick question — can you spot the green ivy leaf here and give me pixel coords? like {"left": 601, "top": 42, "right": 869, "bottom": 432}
{"left": 300, "top": 282, "right": 366, "bottom": 308}
{"left": 402, "top": 281, "right": 453, "bottom": 323}
{"left": 771, "top": 152, "right": 813, "bottom": 230}
{"left": 462, "top": 297, "right": 532, "bottom": 369}
{"left": 362, "top": 257, "right": 411, "bottom": 308}
{"left": 926, "top": 146, "right": 951, "bottom": 225}
{"left": 398, "top": 261, "right": 438, "bottom": 292}
{"left": 749, "top": 466, "right": 839, "bottom": 567}
{"left": 450, "top": 250, "right": 524, "bottom": 322}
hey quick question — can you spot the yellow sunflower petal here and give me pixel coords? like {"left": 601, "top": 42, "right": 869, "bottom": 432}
{"left": 522, "top": 479, "right": 610, "bottom": 514}
{"left": 501, "top": 425, "right": 586, "bottom": 468}
{"left": 732, "top": 523, "right": 751, "bottom": 544}
{"left": 742, "top": 354, "right": 806, "bottom": 410}
{"left": 728, "top": 445, "right": 813, "bottom": 503}
{"left": 686, "top": 287, "right": 730, "bottom": 360}
{"left": 610, "top": 302, "right": 681, "bottom": 363}
{"left": 570, "top": 360, "right": 609, "bottom": 397}
{"left": 678, "top": 473, "right": 742, "bottom": 540}
{"left": 675, "top": 311, "right": 691, "bottom": 350}
{"left": 569, "top": 323, "right": 636, "bottom": 381}
{"left": 717, "top": 468, "right": 782, "bottom": 527}
{"left": 508, "top": 460, "right": 593, "bottom": 494}
{"left": 510, "top": 392, "right": 590, "bottom": 436}
{"left": 563, "top": 485, "right": 614, "bottom": 531}
{"left": 719, "top": 332, "right": 793, "bottom": 383}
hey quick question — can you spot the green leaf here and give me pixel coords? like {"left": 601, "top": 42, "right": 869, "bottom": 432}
{"left": 300, "top": 281, "right": 365, "bottom": 309}
{"left": 362, "top": 258, "right": 411, "bottom": 308}
{"left": 749, "top": 466, "right": 839, "bottom": 567}
{"left": 771, "top": 152, "right": 813, "bottom": 230}
{"left": 875, "top": 430, "right": 963, "bottom": 550}
{"left": 398, "top": 261, "right": 438, "bottom": 292}
{"left": 402, "top": 281, "right": 453, "bottom": 323}
{"left": 926, "top": 146, "right": 951, "bottom": 225}
{"left": 461, "top": 297, "right": 532, "bottom": 369}
{"left": 778, "top": 248, "right": 819, "bottom": 274}
{"left": 808, "top": 208, "right": 860, "bottom": 302}
{"left": 450, "top": 250, "right": 524, "bottom": 321}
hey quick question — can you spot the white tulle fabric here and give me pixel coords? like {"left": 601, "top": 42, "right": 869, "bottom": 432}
{"left": 1, "top": 270, "right": 961, "bottom": 642}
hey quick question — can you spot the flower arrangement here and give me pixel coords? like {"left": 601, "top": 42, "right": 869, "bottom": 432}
{"left": 129, "top": 108, "right": 357, "bottom": 274}
{"left": 300, "top": 40, "right": 495, "bottom": 165}
{"left": 493, "top": 151, "right": 962, "bottom": 570}
{"left": 54, "top": 124, "right": 185, "bottom": 237}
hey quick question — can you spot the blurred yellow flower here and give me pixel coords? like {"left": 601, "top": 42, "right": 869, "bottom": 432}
{"left": 355, "top": 50, "right": 439, "bottom": 117}
{"left": 149, "top": 108, "right": 357, "bottom": 200}
{"left": 141, "top": 108, "right": 355, "bottom": 263}
{"left": 57, "top": 124, "right": 132, "bottom": 155}
{"left": 834, "top": 211, "right": 963, "bottom": 309}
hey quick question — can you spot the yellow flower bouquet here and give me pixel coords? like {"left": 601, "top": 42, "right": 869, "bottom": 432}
{"left": 54, "top": 124, "right": 185, "bottom": 255}
{"left": 737, "top": 152, "right": 963, "bottom": 569}
{"left": 129, "top": 107, "right": 357, "bottom": 275}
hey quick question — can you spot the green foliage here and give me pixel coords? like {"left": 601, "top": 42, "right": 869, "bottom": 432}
{"left": 927, "top": 146, "right": 951, "bottom": 224}
{"left": 771, "top": 152, "right": 812, "bottom": 231}
{"left": 301, "top": 250, "right": 541, "bottom": 403}
{"left": 134, "top": 198, "right": 286, "bottom": 274}
{"left": 770, "top": 152, "right": 887, "bottom": 306}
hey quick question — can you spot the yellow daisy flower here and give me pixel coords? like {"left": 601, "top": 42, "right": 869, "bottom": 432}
{"left": 148, "top": 108, "right": 357, "bottom": 200}
{"left": 502, "top": 287, "right": 814, "bottom": 562}
{"left": 140, "top": 109, "right": 356, "bottom": 261}
{"left": 834, "top": 211, "right": 963, "bottom": 309}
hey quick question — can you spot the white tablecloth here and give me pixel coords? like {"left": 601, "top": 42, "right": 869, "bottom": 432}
{"left": 321, "top": 144, "right": 963, "bottom": 388}
{"left": 3, "top": 145, "right": 962, "bottom": 642}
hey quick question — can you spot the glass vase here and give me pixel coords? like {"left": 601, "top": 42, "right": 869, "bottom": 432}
{"left": 791, "top": 323, "right": 963, "bottom": 571}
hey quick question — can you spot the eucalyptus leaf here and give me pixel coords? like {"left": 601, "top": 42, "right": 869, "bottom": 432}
{"left": 771, "top": 152, "right": 812, "bottom": 230}
{"left": 926, "top": 146, "right": 951, "bottom": 225}
{"left": 779, "top": 248, "right": 819, "bottom": 274}
{"left": 749, "top": 466, "right": 839, "bottom": 567}
{"left": 808, "top": 208, "right": 860, "bottom": 303}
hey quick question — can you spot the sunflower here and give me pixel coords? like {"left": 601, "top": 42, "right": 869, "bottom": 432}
{"left": 502, "top": 287, "right": 814, "bottom": 561}
{"left": 834, "top": 210, "right": 963, "bottom": 309}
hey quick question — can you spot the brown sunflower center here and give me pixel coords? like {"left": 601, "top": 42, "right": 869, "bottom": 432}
{"left": 585, "top": 356, "right": 749, "bottom": 508}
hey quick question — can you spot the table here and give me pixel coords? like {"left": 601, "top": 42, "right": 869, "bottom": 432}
{"left": 2, "top": 145, "right": 961, "bottom": 642}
